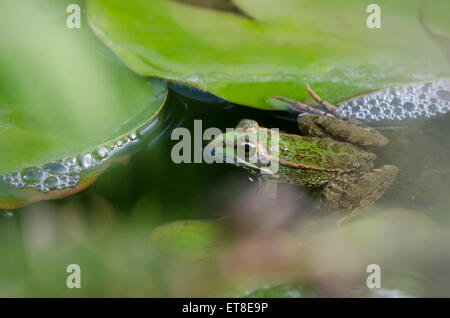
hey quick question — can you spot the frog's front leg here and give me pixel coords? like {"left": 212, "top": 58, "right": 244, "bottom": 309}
{"left": 274, "top": 83, "right": 389, "bottom": 146}
{"left": 322, "top": 165, "right": 398, "bottom": 224}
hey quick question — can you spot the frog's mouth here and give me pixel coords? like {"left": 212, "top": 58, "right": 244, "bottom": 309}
{"left": 235, "top": 155, "right": 275, "bottom": 175}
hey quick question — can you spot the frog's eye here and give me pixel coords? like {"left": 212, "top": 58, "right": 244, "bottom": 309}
{"left": 239, "top": 140, "right": 257, "bottom": 157}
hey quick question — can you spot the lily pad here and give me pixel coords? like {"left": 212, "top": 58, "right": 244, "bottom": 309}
{"left": 87, "top": 0, "right": 450, "bottom": 109}
{"left": 0, "top": 0, "right": 167, "bottom": 209}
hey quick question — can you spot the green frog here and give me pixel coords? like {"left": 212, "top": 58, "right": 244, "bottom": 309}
{"left": 205, "top": 84, "right": 398, "bottom": 224}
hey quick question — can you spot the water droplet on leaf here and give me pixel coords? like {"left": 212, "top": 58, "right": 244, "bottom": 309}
{"left": 21, "top": 167, "right": 43, "bottom": 184}
{"left": 44, "top": 176, "right": 59, "bottom": 190}
{"left": 78, "top": 154, "right": 93, "bottom": 169}
{"left": 94, "top": 147, "right": 108, "bottom": 160}
{"left": 42, "top": 162, "right": 68, "bottom": 175}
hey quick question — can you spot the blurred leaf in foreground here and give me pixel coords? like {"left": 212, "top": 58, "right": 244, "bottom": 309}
{"left": 0, "top": 0, "right": 167, "bottom": 209}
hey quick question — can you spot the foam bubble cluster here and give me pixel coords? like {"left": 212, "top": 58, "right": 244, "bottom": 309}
{"left": 1, "top": 131, "right": 140, "bottom": 193}
{"left": 337, "top": 79, "right": 450, "bottom": 121}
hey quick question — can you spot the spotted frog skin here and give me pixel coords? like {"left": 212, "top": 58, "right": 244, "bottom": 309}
{"left": 206, "top": 85, "right": 398, "bottom": 224}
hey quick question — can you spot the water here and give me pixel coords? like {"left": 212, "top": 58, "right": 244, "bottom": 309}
{"left": 0, "top": 85, "right": 449, "bottom": 297}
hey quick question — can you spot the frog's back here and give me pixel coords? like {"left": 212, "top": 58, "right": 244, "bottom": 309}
{"left": 278, "top": 134, "right": 376, "bottom": 173}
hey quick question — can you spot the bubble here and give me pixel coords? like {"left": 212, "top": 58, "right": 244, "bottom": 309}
{"left": 394, "top": 107, "right": 403, "bottom": 115}
{"left": 129, "top": 132, "right": 138, "bottom": 141}
{"left": 391, "top": 97, "right": 402, "bottom": 106}
{"left": 437, "top": 90, "right": 450, "bottom": 101}
{"left": 352, "top": 106, "right": 361, "bottom": 113}
{"left": 337, "top": 79, "right": 450, "bottom": 121}
{"left": 403, "top": 102, "right": 415, "bottom": 112}
{"left": 69, "top": 172, "right": 81, "bottom": 179}
{"left": 429, "top": 104, "right": 437, "bottom": 113}
{"left": 78, "top": 154, "right": 93, "bottom": 168}
{"left": 42, "top": 162, "right": 68, "bottom": 175}
{"left": 370, "top": 107, "right": 381, "bottom": 115}
{"left": 44, "top": 176, "right": 59, "bottom": 190}
{"left": 65, "top": 157, "right": 77, "bottom": 166}
{"left": 116, "top": 140, "right": 124, "bottom": 147}
{"left": 94, "top": 147, "right": 108, "bottom": 160}
{"left": 21, "top": 167, "right": 43, "bottom": 184}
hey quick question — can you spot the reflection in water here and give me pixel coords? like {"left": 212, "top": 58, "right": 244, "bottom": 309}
{"left": 374, "top": 112, "right": 450, "bottom": 211}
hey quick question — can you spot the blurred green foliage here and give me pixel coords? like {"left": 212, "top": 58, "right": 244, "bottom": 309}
{"left": 88, "top": 0, "right": 450, "bottom": 109}
{"left": 0, "top": 0, "right": 167, "bottom": 208}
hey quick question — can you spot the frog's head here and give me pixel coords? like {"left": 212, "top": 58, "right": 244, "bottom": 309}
{"left": 205, "top": 119, "right": 278, "bottom": 176}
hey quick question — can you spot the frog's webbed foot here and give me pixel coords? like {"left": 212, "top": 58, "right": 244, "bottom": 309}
{"left": 273, "top": 84, "right": 339, "bottom": 117}
{"left": 272, "top": 96, "right": 328, "bottom": 116}
{"left": 322, "top": 165, "right": 398, "bottom": 225}
{"left": 305, "top": 83, "right": 340, "bottom": 117}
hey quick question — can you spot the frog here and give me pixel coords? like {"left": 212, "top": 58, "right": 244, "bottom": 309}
{"left": 205, "top": 84, "right": 398, "bottom": 224}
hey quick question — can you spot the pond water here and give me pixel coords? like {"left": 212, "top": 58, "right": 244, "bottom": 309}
{"left": 1, "top": 83, "right": 449, "bottom": 297}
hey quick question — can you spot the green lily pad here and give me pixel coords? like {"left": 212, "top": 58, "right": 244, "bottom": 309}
{"left": 87, "top": 0, "right": 450, "bottom": 109}
{"left": 0, "top": 0, "right": 167, "bottom": 209}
